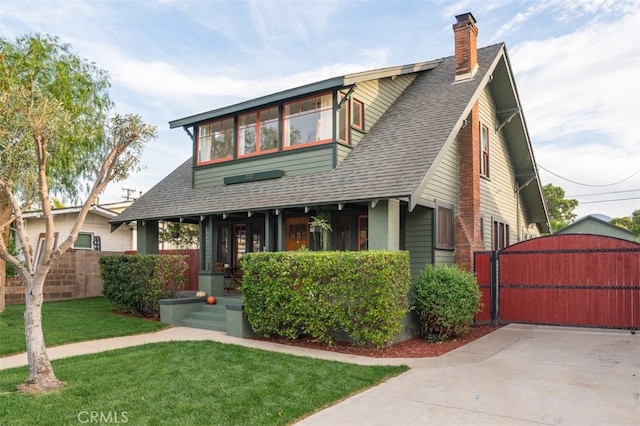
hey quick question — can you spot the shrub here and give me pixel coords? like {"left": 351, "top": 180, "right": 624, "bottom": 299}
{"left": 410, "top": 264, "right": 481, "bottom": 341}
{"left": 241, "top": 250, "right": 410, "bottom": 348}
{"left": 100, "top": 254, "right": 187, "bottom": 316}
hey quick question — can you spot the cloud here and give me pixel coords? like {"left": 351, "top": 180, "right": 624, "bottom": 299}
{"left": 511, "top": 10, "right": 640, "bottom": 152}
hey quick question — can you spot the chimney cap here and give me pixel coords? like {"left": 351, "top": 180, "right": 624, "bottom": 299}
{"left": 455, "top": 12, "right": 477, "bottom": 25}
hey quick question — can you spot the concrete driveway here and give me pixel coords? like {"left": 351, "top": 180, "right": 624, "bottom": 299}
{"left": 296, "top": 324, "right": 640, "bottom": 425}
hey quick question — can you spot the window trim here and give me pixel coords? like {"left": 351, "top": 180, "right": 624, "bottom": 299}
{"left": 237, "top": 106, "right": 279, "bottom": 159}
{"left": 282, "top": 93, "right": 334, "bottom": 150}
{"left": 435, "top": 205, "right": 454, "bottom": 250}
{"left": 480, "top": 123, "right": 490, "bottom": 177}
{"left": 352, "top": 98, "right": 364, "bottom": 131}
{"left": 357, "top": 215, "right": 368, "bottom": 251}
{"left": 492, "top": 219, "right": 510, "bottom": 250}
{"left": 196, "top": 117, "right": 235, "bottom": 166}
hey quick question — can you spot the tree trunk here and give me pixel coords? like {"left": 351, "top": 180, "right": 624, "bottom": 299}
{"left": 0, "top": 191, "right": 9, "bottom": 313}
{"left": 19, "top": 274, "right": 65, "bottom": 393}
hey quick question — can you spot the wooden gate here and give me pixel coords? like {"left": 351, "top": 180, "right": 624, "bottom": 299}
{"left": 475, "top": 234, "right": 640, "bottom": 329}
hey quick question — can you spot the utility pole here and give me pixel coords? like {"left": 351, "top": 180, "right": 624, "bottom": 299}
{"left": 122, "top": 188, "right": 137, "bottom": 201}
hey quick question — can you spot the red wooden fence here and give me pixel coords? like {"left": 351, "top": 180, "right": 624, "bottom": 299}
{"left": 474, "top": 251, "right": 492, "bottom": 323}
{"left": 475, "top": 234, "right": 640, "bottom": 329}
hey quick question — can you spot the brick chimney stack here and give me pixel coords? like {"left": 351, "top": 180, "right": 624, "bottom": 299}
{"left": 454, "top": 13, "right": 483, "bottom": 271}
{"left": 453, "top": 12, "right": 478, "bottom": 81}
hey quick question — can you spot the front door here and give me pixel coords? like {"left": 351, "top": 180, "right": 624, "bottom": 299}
{"left": 285, "top": 216, "right": 309, "bottom": 251}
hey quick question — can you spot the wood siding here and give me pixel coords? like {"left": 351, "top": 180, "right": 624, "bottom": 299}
{"left": 405, "top": 206, "right": 433, "bottom": 277}
{"left": 194, "top": 145, "right": 334, "bottom": 188}
{"left": 420, "top": 139, "right": 459, "bottom": 206}
{"left": 349, "top": 75, "right": 417, "bottom": 148}
{"left": 23, "top": 211, "right": 133, "bottom": 253}
{"left": 478, "top": 88, "right": 539, "bottom": 248}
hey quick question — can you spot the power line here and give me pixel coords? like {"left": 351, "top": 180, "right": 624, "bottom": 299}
{"left": 579, "top": 196, "right": 640, "bottom": 205}
{"left": 568, "top": 189, "right": 640, "bottom": 197}
{"left": 538, "top": 165, "right": 640, "bottom": 187}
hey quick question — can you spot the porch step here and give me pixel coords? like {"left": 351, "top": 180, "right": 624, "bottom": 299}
{"left": 180, "top": 295, "right": 242, "bottom": 332}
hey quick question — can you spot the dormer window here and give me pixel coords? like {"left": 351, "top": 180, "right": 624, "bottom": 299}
{"left": 238, "top": 106, "right": 279, "bottom": 157}
{"left": 198, "top": 117, "right": 234, "bottom": 164}
{"left": 284, "top": 94, "right": 333, "bottom": 148}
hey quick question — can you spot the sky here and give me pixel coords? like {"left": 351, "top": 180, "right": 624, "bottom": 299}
{"left": 1, "top": 0, "right": 638, "bottom": 220}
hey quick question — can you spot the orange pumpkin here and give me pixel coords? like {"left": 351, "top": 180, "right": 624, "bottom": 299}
{"left": 206, "top": 295, "right": 216, "bottom": 305}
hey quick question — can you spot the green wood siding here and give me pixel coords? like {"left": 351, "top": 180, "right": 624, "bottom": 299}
{"left": 349, "top": 75, "right": 417, "bottom": 148}
{"left": 194, "top": 145, "right": 334, "bottom": 188}
{"left": 478, "top": 87, "right": 537, "bottom": 247}
{"left": 405, "top": 206, "right": 433, "bottom": 277}
{"left": 420, "top": 138, "right": 458, "bottom": 206}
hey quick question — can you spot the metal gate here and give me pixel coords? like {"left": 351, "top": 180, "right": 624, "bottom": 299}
{"left": 475, "top": 234, "right": 640, "bottom": 329}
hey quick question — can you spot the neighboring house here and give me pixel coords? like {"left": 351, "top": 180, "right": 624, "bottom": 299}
{"left": 112, "top": 13, "right": 550, "bottom": 295}
{"left": 19, "top": 201, "right": 136, "bottom": 262}
{"left": 556, "top": 215, "right": 638, "bottom": 242}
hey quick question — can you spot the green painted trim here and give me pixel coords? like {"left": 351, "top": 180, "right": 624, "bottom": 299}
{"left": 224, "top": 169, "right": 284, "bottom": 185}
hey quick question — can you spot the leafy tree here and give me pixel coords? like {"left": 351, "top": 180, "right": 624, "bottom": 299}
{"left": 158, "top": 222, "right": 200, "bottom": 249}
{"left": 611, "top": 210, "right": 640, "bottom": 236}
{"left": 0, "top": 34, "right": 157, "bottom": 393}
{"left": 542, "top": 183, "right": 578, "bottom": 232}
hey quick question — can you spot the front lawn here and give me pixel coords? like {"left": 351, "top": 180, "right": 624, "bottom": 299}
{"left": 0, "top": 297, "right": 167, "bottom": 356}
{"left": 0, "top": 341, "right": 407, "bottom": 425}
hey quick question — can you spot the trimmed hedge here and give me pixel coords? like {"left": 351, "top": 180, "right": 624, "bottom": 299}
{"left": 100, "top": 254, "right": 187, "bottom": 316}
{"left": 240, "top": 250, "right": 410, "bottom": 348}
{"left": 410, "top": 264, "right": 481, "bottom": 341}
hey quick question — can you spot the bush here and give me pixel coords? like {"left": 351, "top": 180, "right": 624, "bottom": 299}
{"left": 410, "top": 265, "right": 481, "bottom": 341}
{"left": 241, "top": 250, "right": 410, "bottom": 348}
{"left": 100, "top": 254, "right": 187, "bottom": 316}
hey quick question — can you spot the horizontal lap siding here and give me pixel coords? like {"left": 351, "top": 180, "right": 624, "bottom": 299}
{"left": 194, "top": 145, "right": 334, "bottom": 188}
{"left": 405, "top": 206, "right": 433, "bottom": 277}
{"left": 478, "top": 88, "right": 537, "bottom": 247}
{"left": 421, "top": 140, "right": 458, "bottom": 206}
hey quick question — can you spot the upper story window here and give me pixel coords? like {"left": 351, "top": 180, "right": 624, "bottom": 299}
{"left": 238, "top": 107, "right": 279, "bottom": 157}
{"left": 284, "top": 94, "right": 333, "bottom": 148}
{"left": 74, "top": 232, "right": 93, "bottom": 250}
{"left": 480, "top": 123, "right": 490, "bottom": 177}
{"left": 198, "top": 118, "right": 234, "bottom": 164}
{"left": 352, "top": 99, "right": 364, "bottom": 131}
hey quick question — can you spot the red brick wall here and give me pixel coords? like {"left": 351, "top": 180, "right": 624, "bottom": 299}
{"left": 4, "top": 250, "right": 121, "bottom": 304}
{"left": 455, "top": 104, "right": 483, "bottom": 271}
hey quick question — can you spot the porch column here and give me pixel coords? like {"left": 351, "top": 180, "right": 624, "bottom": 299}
{"left": 368, "top": 199, "right": 400, "bottom": 250}
{"left": 136, "top": 220, "right": 159, "bottom": 254}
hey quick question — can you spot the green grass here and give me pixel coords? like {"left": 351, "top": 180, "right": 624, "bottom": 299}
{"left": 0, "top": 297, "right": 167, "bottom": 356}
{"left": 0, "top": 341, "right": 408, "bottom": 425}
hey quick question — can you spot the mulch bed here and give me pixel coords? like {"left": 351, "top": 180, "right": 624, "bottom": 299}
{"left": 255, "top": 324, "right": 502, "bottom": 358}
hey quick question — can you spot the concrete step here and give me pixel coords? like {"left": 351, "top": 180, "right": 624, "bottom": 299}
{"left": 181, "top": 318, "right": 226, "bottom": 332}
{"left": 191, "top": 310, "right": 226, "bottom": 322}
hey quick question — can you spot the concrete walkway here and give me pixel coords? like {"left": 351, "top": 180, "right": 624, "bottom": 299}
{"left": 2, "top": 324, "right": 638, "bottom": 425}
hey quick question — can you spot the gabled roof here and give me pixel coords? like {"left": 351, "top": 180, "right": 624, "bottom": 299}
{"left": 24, "top": 204, "right": 122, "bottom": 220}
{"left": 114, "top": 43, "right": 549, "bottom": 233}
{"left": 556, "top": 214, "right": 637, "bottom": 240}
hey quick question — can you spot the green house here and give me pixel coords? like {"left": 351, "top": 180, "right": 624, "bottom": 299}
{"left": 112, "top": 13, "right": 550, "bottom": 299}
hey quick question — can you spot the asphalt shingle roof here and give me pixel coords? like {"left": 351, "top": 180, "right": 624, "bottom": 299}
{"left": 114, "top": 44, "right": 504, "bottom": 224}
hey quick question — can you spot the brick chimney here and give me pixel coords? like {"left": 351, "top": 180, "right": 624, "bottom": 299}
{"left": 454, "top": 13, "right": 483, "bottom": 271}
{"left": 453, "top": 12, "right": 478, "bottom": 81}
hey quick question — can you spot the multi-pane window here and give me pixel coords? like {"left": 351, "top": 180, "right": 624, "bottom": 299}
{"left": 480, "top": 124, "right": 490, "bottom": 177}
{"left": 198, "top": 118, "right": 234, "bottom": 164}
{"left": 283, "top": 94, "right": 333, "bottom": 147}
{"left": 352, "top": 99, "right": 364, "bottom": 131}
{"left": 237, "top": 107, "right": 279, "bottom": 157}
{"left": 436, "top": 206, "right": 454, "bottom": 249}
{"left": 492, "top": 220, "right": 510, "bottom": 250}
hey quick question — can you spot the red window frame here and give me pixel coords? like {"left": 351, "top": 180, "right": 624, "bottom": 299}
{"left": 237, "top": 107, "right": 279, "bottom": 158}
{"left": 283, "top": 93, "right": 333, "bottom": 150}
{"left": 436, "top": 206, "right": 454, "bottom": 249}
{"left": 197, "top": 117, "right": 235, "bottom": 165}
{"left": 352, "top": 99, "right": 364, "bottom": 131}
{"left": 480, "top": 124, "right": 490, "bottom": 177}
{"left": 358, "top": 215, "right": 368, "bottom": 251}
